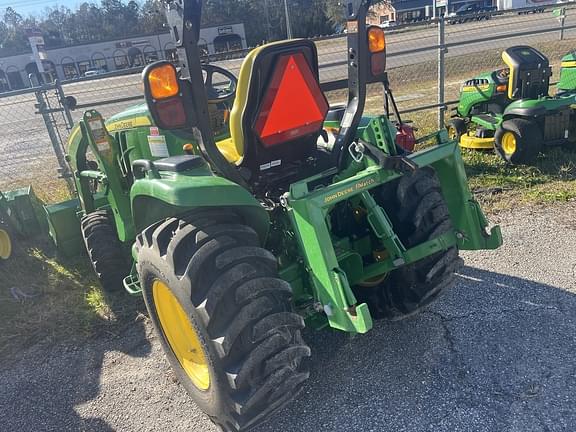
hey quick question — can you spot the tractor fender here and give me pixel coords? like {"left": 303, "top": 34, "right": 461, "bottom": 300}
{"left": 130, "top": 173, "right": 270, "bottom": 242}
{"left": 503, "top": 106, "right": 547, "bottom": 119}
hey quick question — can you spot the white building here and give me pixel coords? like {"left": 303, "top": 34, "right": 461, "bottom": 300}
{"left": 0, "top": 23, "right": 247, "bottom": 92}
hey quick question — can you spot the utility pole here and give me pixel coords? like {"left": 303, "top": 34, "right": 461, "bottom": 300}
{"left": 283, "top": 0, "right": 293, "bottom": 39}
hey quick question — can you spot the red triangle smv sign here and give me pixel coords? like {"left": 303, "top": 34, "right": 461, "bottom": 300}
{"left": 254, "top": 52, "right": 329, "bottom": 147}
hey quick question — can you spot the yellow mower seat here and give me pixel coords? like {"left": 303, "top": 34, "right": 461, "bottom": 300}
{"left": 215, "top": 137, "right": 242, "bottom": 164}
{"left": 214, "top": 44, "right": 267, "bottom": 165}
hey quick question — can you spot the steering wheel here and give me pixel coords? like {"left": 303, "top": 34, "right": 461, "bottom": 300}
{"left": 203, "top": 64, "right": 237, "bottom": 104}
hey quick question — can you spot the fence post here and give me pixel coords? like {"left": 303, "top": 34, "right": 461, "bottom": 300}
{"left": 437, "top": 16, "right": 446, "bottom": 130}
{"left": 35, "top": 87, "right": 74, "bottom": 193}
{"left": 54, "top": 80, "right": 74, "bottom": 130}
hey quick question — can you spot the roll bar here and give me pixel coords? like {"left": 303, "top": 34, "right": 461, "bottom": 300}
{"left": 159, "top": 0, "right": 374, "bottom": 183}
{"left": 161, "top": 0, "right": 248, "bottom": 187}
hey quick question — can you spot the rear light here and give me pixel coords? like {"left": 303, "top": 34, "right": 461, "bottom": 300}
{"left": 396, "top": 124, "right": 416, "bottom": 152}
{"left": 367, "top": 26, "right": 387, "bottom": 79}
{"left": 368, "top": 27, "right": 386, "bottom": 53}
{"left": 143, "top": 61, "right": 188, "bottom": 130}
{"left": 148, "top": 63, "right": 180, "bottom": 100}
{"left": 371, "top": 53, "right": 386, "bottom": 76}
{"left": 156, "top": 98, "right": 187, "bottom": 129}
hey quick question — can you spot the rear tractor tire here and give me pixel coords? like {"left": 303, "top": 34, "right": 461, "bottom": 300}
{"left": 81, "top": 210, "right": 129, "bottom": 292}
{"left": 136, "top": 209, "right": 310, "bottom": 432}
{"left": 495, "top": 118, "right": 542, "bottom": 165}
{"left": 355, "top": 167, "right": 463, "bottom": 320}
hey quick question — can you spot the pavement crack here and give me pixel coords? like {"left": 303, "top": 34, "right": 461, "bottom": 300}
{"left": 425, "top": 310, "right": 458, "bottom": 354}
{"left": 425, "top": 304, "right": 562, "bottom": 323}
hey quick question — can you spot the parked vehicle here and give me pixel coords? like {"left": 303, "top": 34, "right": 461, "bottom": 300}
{"left": 83, "top": 69, "right": 106, "bottom": 77}
{"left": 380, "top": 19, "right": 397, "bottom": 28}
{"left": 447, "top": 4, "right": 496, "bottom": 23}
{"left": 496, "top": 0, "right": 554, "bottom": 13}
{"left": 449, "top": 46, "right": 576, "bottom": 164}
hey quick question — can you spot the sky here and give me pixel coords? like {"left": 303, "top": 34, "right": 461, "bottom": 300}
{"left": 1, "top": 0, "right": 83, "bottom": 18}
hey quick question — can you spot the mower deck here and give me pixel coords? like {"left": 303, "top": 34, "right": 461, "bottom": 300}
{"left": 459, "top": 133, "right": 495, "bottom": 150}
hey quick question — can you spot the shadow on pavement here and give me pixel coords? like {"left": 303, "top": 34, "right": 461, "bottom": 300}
{"left": 1, "top": 264, "right": 574, "bottom": 432}
{"left": 0, "top": 289, "right": 151, "bottom": 432}
{"left": 254, "top": 266, "right": 576, "bottom": 432}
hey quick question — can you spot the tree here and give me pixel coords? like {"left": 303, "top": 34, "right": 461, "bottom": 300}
{"left": 323, "top": 0, "right": 346, "bottom": 27}
{"left": 0, "top": 0, "right": 344, "bottom": 57}
{"left": 139, "top": 0, "right": 167, "bottom": 34}
{"left": 3, "top": 7, "right": 23, "bottom": 28}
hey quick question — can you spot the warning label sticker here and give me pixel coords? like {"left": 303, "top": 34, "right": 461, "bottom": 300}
{"left": 89, "top": 118, "right": 111, "bottom": 153}
{"left": 148, "top": 135, "right": 169, "bottom": 157}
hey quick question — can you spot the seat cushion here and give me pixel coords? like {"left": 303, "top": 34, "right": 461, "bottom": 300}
{"left": 216, "top": 137, "right": 242, "bottom": 164}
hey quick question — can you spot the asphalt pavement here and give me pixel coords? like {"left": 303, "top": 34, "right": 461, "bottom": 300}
{"left": 1, "top": 201, "right": 575, "bottom": 432}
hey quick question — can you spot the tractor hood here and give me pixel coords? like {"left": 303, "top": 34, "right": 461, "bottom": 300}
{"left": 558, "top": 52, "right": 576, "bottom": 93}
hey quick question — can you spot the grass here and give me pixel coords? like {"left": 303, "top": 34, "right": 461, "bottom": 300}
{"left": 326, "top": 37, "right": 576, "bottom": 213}
{"left": 0, "top": 238, "right": 145, "bottom": 362}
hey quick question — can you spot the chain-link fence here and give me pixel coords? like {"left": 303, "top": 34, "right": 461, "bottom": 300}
{"left": 1, "top": 3, "right": 575, "bottom": 201}
{"left": 0, "top": 86, "right": 71, "bottom": 202}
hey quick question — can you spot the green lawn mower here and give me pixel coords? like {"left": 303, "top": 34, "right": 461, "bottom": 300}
{"left": 0, "top": 188, "right": 47, "bottom": 262}
{"left": 449, "top": 46, "right": 576, "bottom": 164}
{"left": 52, "top": 0, "right": 501, "bottom": 430}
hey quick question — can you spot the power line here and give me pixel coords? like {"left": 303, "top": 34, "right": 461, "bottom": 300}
{"left": 0, "top": 0, "right": 67, "bottom": 12}
{"left": 0, "top": 0, "right": 59, "bottom": 8}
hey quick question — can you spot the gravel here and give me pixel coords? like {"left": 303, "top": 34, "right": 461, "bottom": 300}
{"left": 1, "top": 202, "right": 575, "bottom": 432}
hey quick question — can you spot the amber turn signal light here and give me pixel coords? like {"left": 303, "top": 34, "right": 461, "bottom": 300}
{"left": 148, "top": 63, "right": 180, "bottom": 100}
{"left": 368, "top": 26, "right": 386, "bottom": 53}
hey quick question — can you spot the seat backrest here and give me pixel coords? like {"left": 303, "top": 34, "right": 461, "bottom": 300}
{"left": 228, "top": 39, "right": 328, "bottom": 176}
{"left": 502, "top": 46, "right": 551, "bottom": 100}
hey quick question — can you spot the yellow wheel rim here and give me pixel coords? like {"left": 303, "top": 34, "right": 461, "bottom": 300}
{"left": 0, "top": 228, "right": 12, "bottom": 260}
{"left": 153, "top": 280, "right": 210, "bottom": 390}
{"left": 447, "top": 126, "right": 457, "bottom": 140}
{"left": 501, "top": 131, "right": 517, "bottom": 155}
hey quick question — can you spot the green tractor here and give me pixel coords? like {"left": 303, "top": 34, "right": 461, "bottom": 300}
{"left": 56, "top": 0, "right": 501, "bottom": 430}
{"left": 449, "top": 46, "right": 576, "bottom": 164}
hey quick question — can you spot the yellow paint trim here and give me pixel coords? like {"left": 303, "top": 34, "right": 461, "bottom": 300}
{"left": 459, "top": 133, "right": 495, "bottom": 150}
{"left": 561, "top": 61, "right": 576, "bottom": 68}
{"left": 153, "top": 280, "right": 210, "bottom": 391}
{"left": 462, "top": 84, "right": 490, "bottom": 92}
{"left": 0, "top": 228, "right": 12, "bottom": 260}
{"left": 68, "top": 116, "right": 152, "bottom": 149}
{"left": 324, "top": 178, "right": 376, "bottom": 204}
{"left": 502, "top": 50, "right": 516, "bottom": 100}
{"left": 106, "top": 116, "right": 152, "bottom": 133}
{"left": 68, "top": 125, "right": 81, "bottom": 147}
